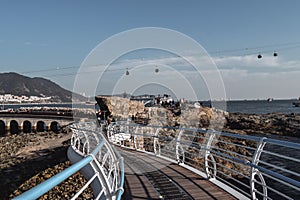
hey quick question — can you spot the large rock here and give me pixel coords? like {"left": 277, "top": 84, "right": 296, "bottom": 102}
{"left": 179, "top": 105, "right": 227, "bottom": 130}
{"left": 96, "top": 96, "right": 228, "bottom": 130}
{"left": 96, "top": 96, "right": 145, "bottom": 120}
{"left": 147, "top": 106, "right": 174, "bottom": 127}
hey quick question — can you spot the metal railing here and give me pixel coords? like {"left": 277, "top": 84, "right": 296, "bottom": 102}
{"left": 13, "top": 122, "right": 124, "bottom": 200}
{"left": 108, "top": 120, "right": 300, "bottom": 200}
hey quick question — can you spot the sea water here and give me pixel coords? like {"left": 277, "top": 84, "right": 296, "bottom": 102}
{"left": 205, "top": 99, "right": 300, "bottom": 114}
{"left": 2, "top": 99, "right": 300, "bottom": 114}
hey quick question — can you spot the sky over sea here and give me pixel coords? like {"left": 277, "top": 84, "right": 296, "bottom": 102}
{"left": 1, "top": 0, "right": 300, "bottom": 100}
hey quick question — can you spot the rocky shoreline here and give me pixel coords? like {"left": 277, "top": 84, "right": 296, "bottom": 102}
{"left": 96, "top": 96, "right": 300, "bottom": 138}
{"left": 0, "top": 129, "right": 93, "bottom": 200}
{"left": 225, "top": 112, "right": 300, "bottom": 137}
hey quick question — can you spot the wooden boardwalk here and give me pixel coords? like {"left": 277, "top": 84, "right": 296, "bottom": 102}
{"left": 119, "top": 148, "right": 237, "bottom": 200}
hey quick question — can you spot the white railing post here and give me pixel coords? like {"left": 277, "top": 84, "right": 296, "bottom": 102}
{"left": 126, "top": 118, "right": 130, "bottom": 135}
{"left": 204, "top": 131, "right": 217, "bottom": 179}
{"left": 153, "top": 128, "right": 161, "bottom": 155}
{"left": 250, "top": 137, "right": 267, "bottom": 200}
{"left": 176, "top": 129, "right": 185, "bottom": 164}
{"left": 134, "top": 125, "right": 139, "bottom": 150}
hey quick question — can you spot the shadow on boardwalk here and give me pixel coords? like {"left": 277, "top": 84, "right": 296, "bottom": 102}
{"left": 120, "top": 148, "right": 237, "bottom": 200}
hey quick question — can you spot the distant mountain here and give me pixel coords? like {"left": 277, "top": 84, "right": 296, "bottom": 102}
{"left": 0, "top": 72, "right": 86, "bottom": 102}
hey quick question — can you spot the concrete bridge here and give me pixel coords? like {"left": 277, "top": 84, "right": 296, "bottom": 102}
{"left": 0, "top": 113, "right": 74, "bottom": 136}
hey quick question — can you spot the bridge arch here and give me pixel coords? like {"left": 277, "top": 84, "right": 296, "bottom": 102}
{"left": 50, "top": 121, "right": 60, "bottom": 133}
{"left": 36, "top": 121, "right": 46, "bottom": 132}
{"left": 10, "top": 120, "right": 19, "bottom": 134}
{"left": 23, "top": 120, "right": 32, "bottom": 133}
{"left": 0, "top": 120, "right": 6, "bottom": 137}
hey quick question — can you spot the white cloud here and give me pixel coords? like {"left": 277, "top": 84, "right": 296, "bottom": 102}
{"left": 214, "top": 55, "right": 278, "bottom": 67}
{"left": 39, "top": 43, "right": 48, "bottom": 47}
{"left": 220, "top": 69, "right": 300, "bottom": 99}
{"left": 214, "top": 54, "right": 300, "bottom": 73}
{"left": 71, "top": 53, "right": 300, "bottom": 100}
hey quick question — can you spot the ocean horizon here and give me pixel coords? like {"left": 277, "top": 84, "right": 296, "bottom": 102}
{"left": 1, "top": 99, "right": 300, "bottom": 115}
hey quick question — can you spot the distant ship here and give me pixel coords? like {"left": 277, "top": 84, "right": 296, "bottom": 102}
{"left": 267, "top": 98, "right": 274, "bottom": 102}
{"left": 292, "top": 98, "right": 300, "bottom": 107}
{"left": 85, "top": 96, "right": 96, "bottom": 105}
{"left": 85, "top": 101, "right": 96, "bottom": 105}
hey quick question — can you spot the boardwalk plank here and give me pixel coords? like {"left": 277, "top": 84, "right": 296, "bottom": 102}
{"left": 120, "top": 148, "right": 237, "bottom": 200}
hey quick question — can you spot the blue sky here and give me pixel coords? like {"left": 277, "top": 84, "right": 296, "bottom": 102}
{"left": 1, "top": 1, "right": 300, "bottom": 100}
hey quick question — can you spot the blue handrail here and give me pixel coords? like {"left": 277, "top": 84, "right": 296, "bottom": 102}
{"left": 116, "top": 157, "right": 125, "bottom": 200}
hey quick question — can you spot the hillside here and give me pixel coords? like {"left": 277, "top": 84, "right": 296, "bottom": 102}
{"left": 0, "top": 72, "right": 85, "bottom": 102}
